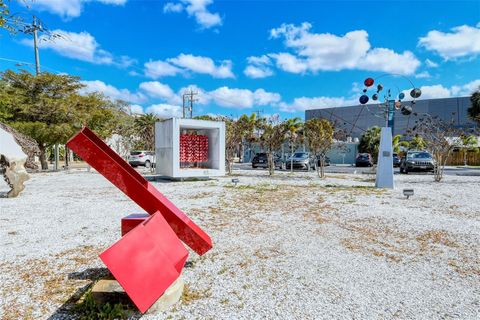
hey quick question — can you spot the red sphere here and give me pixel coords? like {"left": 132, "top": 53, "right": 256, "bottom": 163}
{"left": 364, "top": 77, "right": 374, "bottom": 87}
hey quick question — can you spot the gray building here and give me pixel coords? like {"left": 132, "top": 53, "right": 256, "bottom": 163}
{"left": 305, "top": 97, "right": 476, "bottom": 139}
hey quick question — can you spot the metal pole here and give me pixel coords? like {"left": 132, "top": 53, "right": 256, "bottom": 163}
{"left": 32, "top": 16, "right": 40, "bottom": 75}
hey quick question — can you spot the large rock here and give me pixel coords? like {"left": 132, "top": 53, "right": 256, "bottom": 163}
{"left": 0, "top": 127, "right": 30, "bottom": 197}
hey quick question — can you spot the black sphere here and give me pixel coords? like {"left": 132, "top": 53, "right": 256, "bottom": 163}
{"left": 359, "top": 95, "right": 369, "bottom": 104}
{"left": 401, "top": 105, "right": 413, "bottom": 115}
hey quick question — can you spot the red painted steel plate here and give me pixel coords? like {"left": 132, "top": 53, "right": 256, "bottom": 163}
{"left": 66, "top": 127, "right": 212, "bottom": 255}
{"left": 100, "top": 212, "right": 189, "bottom": 313}
{"left": 121, "top": 213, "right": 150, "bottom": 236}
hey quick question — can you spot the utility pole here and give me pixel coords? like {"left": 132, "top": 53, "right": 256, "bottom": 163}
{"left": 182, "top": 89, "right": 198, "bottom": 119}
{"left": 32, "top": 16, "right": 41, "bottom": 75}
{"left": 254, "top": 109, "right": 264, "bottom": 120}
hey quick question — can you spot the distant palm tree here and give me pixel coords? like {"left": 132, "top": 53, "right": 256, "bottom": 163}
{"left": 134, "top": 113, "right": 160, "bottom": 150}
{"left": 468, "top": 88, "right": 480, "bottom": 124}
{"left": 460, "top": 135, "right": 478, "bottom": 166}
{"left": 284, "top": 117, "right": 303, "bottom": 172}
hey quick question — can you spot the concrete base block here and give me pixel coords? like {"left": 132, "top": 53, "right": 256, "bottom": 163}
{"left": 91, "top": 276, "right": 184, "bottom": 313}
{"left": 146, "top": 276, "right": 184, "bottom": 313}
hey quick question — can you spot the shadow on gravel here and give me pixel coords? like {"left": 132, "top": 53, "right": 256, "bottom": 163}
{"left": 47, "top": 268, "right": 142, "bottom": 320}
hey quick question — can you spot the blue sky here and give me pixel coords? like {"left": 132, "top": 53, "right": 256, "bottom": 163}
{"left": 1, "top": 0, "right": 479, "bottom": 119}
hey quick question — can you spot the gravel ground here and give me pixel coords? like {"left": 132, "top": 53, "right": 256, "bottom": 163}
{"left": 0, "top": 168, "right": 479, "bottom": 319}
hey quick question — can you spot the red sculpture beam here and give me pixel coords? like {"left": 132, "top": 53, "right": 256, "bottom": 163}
{"left": 66, "top": 127, "right": 212, "bottom": 255}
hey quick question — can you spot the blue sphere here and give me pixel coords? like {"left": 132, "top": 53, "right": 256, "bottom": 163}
{"left": 399, "top": 92, "right": 405, "bottom": 100}
{"left": 359, "top": 95, "right": 369, "bottom": 104}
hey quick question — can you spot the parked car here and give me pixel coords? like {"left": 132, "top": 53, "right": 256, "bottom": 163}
{"left": 393, "top": 153, "right": 401, "bottom": 167}
{"left": 252, "top": 153, "right": 283, "bottom": 169}
{"left": 285, "top": 152, "right": 312, "bottom": 170}
{"left": 128, "top": 150, "right": 155, "bottom": 168}
{"left": 355, "top": 153, "right": 374, "bottom": 167}
{"left": 400, "top": 151, "right": 435, "bottom": 174}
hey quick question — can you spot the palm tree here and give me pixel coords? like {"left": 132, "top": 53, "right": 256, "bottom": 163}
{"left": 468, "top": 88, "right": 480, "bottom": 124}
{"left": 134, "top": 113, "right": 161, "bottom": 151}
{"left": 460, "top": 134, "right": 478, "bottom": 166}
{"left": 284, "top": 117, "right": 303, "bottom": 172}
{"left": 358, "top": 126, "right": 381, "bottom": 160}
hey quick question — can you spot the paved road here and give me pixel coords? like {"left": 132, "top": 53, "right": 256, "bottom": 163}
{"left": 234, "top": 163, "right": 480, "bottom": 176}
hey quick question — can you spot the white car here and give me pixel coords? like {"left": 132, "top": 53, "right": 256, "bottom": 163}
{"left": 128, "top": 151, "right": 155, "bottom": 168}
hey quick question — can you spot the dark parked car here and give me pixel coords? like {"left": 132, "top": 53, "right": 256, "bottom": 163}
{"left": 400, "top": 151, "right": 435, "bottom": 174}
{"left": 355, "top": 153, "right": 374, "bottom": 167}
{"left": 252, "top": 153, "right": 283, "bottom": 169}
{"left": 393, "top": 153, "right": 401, "bottom": 167}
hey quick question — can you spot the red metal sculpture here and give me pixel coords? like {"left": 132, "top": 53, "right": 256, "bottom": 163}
{"left": 66, "top": 127, "right": 212, "bottom": 313}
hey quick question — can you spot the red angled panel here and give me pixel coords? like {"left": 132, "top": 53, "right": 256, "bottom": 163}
{"left": 121, "top": 213, "right": 149, "bottom": 236}
{"left": 66, "top": 127, "right": 212, "bottom": 255}
{"left": 100, "top": 212, "right": 189, "bottom": 313}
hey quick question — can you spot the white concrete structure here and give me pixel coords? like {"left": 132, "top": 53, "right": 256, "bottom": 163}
{"left": 375, "top": 127, "right": 394, "bottom": 189}
{"left": 155, "top": 118, "right": 225, "bottom": 178}
{"left": 0, "top": 127, "right": 30, "bottom": 197}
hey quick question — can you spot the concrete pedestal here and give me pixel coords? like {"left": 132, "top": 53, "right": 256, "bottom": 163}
{"left": 375, "top": 127, "right": 394, "bottom": 189}
{"left": 91, "top": 276, "right": 184, "bottom": 313}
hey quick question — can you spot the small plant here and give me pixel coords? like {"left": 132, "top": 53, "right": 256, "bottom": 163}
{"left": 76, "top": 291, "right": 126, "bottom": 320}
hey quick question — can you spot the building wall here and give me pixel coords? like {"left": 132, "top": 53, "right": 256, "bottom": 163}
{"left": 305, "top": 97, "right": 476, "bottom": 139}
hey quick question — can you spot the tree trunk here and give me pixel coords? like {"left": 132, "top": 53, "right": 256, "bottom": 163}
{"left": 320, "top": 156, "right": 326, "bottom": 179}
{"left": 464, "top": 150, "right": 467, "bottom": 166}
{"left": 290, "top": 143, "right": 293, "bottom": 173}
{"left": 38, "top": 144, "right": 49, "bottom": 170}
{"left": 65, "top": 147, "right": 69, "bottom": 169}
{"left": 226, "top": 158, "right": 233, "bottom": 175}
{"left": 268, "top": 152, "right": 274, "bottom": 176}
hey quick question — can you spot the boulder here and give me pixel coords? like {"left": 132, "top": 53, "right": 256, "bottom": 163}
{"left": 0, "top": 127, "right": 30, "bottom": 197}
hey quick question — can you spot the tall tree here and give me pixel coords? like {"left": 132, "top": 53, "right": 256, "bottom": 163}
{"left": 468, "top": 88, "right": 480, "bottom": 124}
{"left": 259, "top": 116, "right": 286, "bottom": 176}
{"left": 0, "top": 70, "right": 120, "bottom": 169}
{"left": 284, "top": 117, "right": 303, "bottom": 172}
{"left": 304, "top": 118, "right": 334, "bottom": 178}
{"left": 410, "top": 116, "right": 463, "bottom": 182}
{"left": 236, "top": 113, "right": 259, "bottom": 162}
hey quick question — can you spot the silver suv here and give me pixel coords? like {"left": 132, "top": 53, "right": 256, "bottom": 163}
{"left": 128, "top": 151, "right": 155, "bottom": 168}
{"left": 400, "top": 151, "right": 434, "bottom": 174}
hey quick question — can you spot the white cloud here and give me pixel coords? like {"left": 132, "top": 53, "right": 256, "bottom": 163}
{"left": 208, "top": 86, "right": 280, "bottom": 109}
{"left": 163, "top": 0, "right": 222, "bottom": 29}
{"left": 168, "top": 54, "right": 234, "bottom": 78}
{"left": 129, "top": 104, "right": 144, "bottom": 114}
{"left": 145, "top": 103, "right": 183, "bottom": 118}
{"left": 418, "top": 23, "right": 480, "bottom": 60}
{"left": 163, "top": 2, "right": 184, "bottom": 13}
{"left": 401, "top": 79, "right": 480, "bottom": 100}
{"left": 415, "top": 71, "right": 431, "bottom": 79}
{"left": 268, "top": 22, "right": 420, "bottom": 75}
{"left": 244, "top": 55, "right": 274, "bottom": 78}
{"left": 145, "top": 54, "right": 234, "bottom": 79}
{"left": 269, "top": 52, "right": 309, "bottom": 74}
{"left": 139, "top": 81, "right": 176, "bottom": 100}
{"left": 144, "top": 60, "right": 182, "bottom": 78}
{"left": 30, "top": 0, "right": 127, "bottom": 19}
{"left": 425, "top": 59, "right": 439, "bottom": 68}
{"left": 80, "top": 80, "right": 146, "bottom": 104}
{"left": 279, "top": 96, "right": 356, "bottom": 113}
{"left": 21, "top": 29, "right": 132, "bottom": 67}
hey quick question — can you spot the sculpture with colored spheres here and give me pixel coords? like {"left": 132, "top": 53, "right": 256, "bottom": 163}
{"left": 357, "top": 75, "right": 422, "bottom": 190}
